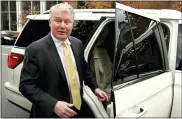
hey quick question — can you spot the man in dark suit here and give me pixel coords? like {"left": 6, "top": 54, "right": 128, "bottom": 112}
{"left": 19, "top": 3, "right": 108, "bottom": 118}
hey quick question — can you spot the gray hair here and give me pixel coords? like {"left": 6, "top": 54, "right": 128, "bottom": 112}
{"left": 49, "top": 3, "right": 75, "bottom": 21}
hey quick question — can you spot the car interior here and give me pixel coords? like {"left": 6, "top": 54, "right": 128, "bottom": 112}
{"left": 89, "top": 21, "right": 115, "bottom": 104}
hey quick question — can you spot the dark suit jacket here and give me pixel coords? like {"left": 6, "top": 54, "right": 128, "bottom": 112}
{"left": 19, "top": 33, "right": 98, "bottom": 118}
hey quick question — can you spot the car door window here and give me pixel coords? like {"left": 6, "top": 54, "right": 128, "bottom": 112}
{"left": 72, "top": 20, "right": 98, "bottom": 46}
{"left": 176, "top": 24, "right": 182, "bottom": 70}
{"left": 114, "top": 10, "right": 165, "bottom": 85}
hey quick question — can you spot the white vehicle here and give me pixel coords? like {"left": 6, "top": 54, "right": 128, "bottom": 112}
{"left": 4, "top": 3, "right": 182, "bottom": 118}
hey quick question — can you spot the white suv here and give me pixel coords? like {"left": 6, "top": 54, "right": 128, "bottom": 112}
{"left": 4, "top": 3, "right": 182, "bottom": 118}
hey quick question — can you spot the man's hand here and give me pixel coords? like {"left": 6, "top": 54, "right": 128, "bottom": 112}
{"left": 54, "top": 101, "right": 77, "bottom": 118}
{"left": 94, "top": 88, "right": 109, "bottom": 102}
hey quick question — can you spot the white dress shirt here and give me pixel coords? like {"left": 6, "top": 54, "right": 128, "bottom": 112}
{"left": 51, "top": 33, "right": 80, "bottom": 89}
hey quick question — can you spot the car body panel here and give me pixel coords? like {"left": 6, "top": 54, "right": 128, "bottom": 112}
{"left": 116, "top": 3, "right": 160, "bottom": 21}
{"left": 140, "top": 9, "right": 182, "bottom": 20}
{"left": 114, "top": 72, "right": 173, "bottom": 117}
{"left": 4, "top": 82, "right": 32, "bottom": 111}
{"left": 170, "top": 71, "right": 182, "bottom": 117}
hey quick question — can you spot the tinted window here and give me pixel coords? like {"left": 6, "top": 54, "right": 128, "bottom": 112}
{"left": 15, "top": 20, "right": 50, "bottom": 47}
{"left": 176, "top": 24, "right": 182, "bottom": 70}
{"left": 15, "top": 20, "right": 98, "bottom": 47}
{"left": 114, "top": 10, "right": 164, "bottom": 84}
{"left": 72, "top": 20, "right": 98, "bottom": 45}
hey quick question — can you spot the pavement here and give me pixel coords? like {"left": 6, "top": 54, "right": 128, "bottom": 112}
{"left": 0, "top": 45, "right": 29, "bottom": 118}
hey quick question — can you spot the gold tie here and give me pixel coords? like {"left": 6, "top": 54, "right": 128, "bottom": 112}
{"left": 62, "top": 42, "right": 82, "bottom": 110}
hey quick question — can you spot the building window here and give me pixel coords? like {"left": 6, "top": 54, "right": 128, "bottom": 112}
{"left": 20, "top": 1, "right": 40, "bottom": 26}
{"left": 21, "top": 1, "right": 40, "bottom": 14}
{"left": 1, "top": 1, "right": 17, "bottom": 31}
{"left": 46, "top": 1, "right": 62, "bottom": 10}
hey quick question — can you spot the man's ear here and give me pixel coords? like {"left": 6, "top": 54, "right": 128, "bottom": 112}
{"left": 49, "top": 19, "right": 51, "bottom": 27}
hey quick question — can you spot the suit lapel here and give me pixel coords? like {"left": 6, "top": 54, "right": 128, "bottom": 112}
{"left": 45, "top": 33, "right": 67, "bottom": 82}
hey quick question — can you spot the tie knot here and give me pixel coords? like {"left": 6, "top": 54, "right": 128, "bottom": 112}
{"left": 62, "top": 41, "right": 68, "bottom": 47}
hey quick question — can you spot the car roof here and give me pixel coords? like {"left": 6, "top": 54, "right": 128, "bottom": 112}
{"left": 27, "top": 8, "right": 182, "bottom": 21}
{"left": 140, "top": 9, "right": 182, "bottom": 20}
{"left": 27, "top": 9, "right": 115, "bottom": 20}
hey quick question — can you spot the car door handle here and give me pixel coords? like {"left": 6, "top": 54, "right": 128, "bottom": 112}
{"left": 130, "top": 106, "right": 147, "bottom": 117}
{"left": 117, "top": 106, "right": 147, "bottom": 117}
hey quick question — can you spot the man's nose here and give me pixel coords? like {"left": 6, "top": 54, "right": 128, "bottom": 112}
{"left": 59, "top": 21, "right": 66, "bottom": 28}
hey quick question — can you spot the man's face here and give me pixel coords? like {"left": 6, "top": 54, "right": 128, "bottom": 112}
{"left": 49, "top": 9, "right": 73, "bottom": 41}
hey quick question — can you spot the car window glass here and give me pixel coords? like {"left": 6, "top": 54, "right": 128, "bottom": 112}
{"left": 15, "top": 20, "right": 98, "bottom": 47}
{"left": 72, "top": 20, "right": 98, "bottom": 45}
{"left": 15, "top": 20, "right": 50, "bottom": 47}
{"left": 114, "top": 10, "right": 164, "bottom": 85}
{"left": 176, "top": 24, "right": 182, "bottom": 70}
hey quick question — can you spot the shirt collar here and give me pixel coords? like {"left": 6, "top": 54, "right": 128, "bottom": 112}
{"left": 51, "top": 33, "right": 71, "bottom": 48}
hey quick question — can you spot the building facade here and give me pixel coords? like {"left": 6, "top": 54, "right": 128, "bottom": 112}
{"left": 1, "top": 1, "right": 78, "bottom": 31}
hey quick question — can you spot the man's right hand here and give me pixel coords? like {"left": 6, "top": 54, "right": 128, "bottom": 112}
{"left": 54, "top": 101, "right": 77, "bottom": 118}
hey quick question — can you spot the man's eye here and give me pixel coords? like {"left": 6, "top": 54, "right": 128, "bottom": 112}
{"left": 65, "top": 20, "right": 71, "bottom": 24}
{"left": 55, "top": 19, "right": 61, "bottom": 22}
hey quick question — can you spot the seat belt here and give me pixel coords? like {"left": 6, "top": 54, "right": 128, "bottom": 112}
{"left": 93, "top": 48, "right": 105, "bottom": 90}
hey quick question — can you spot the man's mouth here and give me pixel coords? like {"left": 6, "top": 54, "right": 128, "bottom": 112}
{"left": 58, "top": 31, "right": 66, "bottom": 34}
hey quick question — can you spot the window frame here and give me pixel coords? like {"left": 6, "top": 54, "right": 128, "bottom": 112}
{"left": 1, "top": 1, "right": 17, "bottom": 31}
{"left": 45, "top": 1, "right": 62, "bottom": 11}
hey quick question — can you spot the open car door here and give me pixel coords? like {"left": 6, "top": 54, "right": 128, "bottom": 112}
{"left": 111, "top": 3, "right": 173, "bottom": 117}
